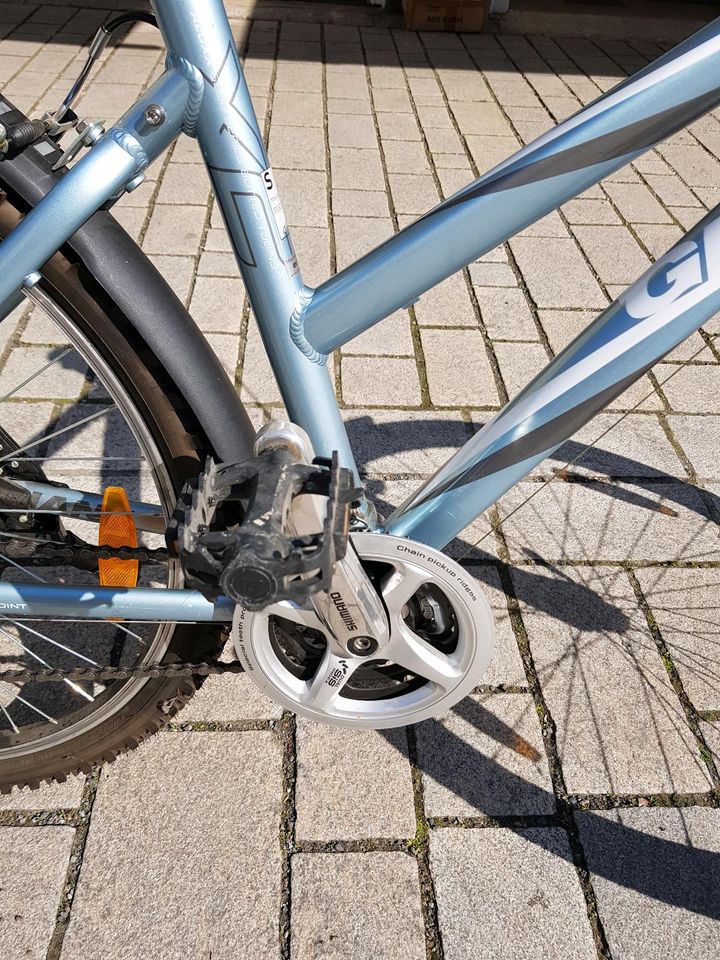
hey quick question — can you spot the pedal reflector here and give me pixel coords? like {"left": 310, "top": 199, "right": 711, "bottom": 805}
{"left": 98, "top": 486, "right": 139, "bottom": 588}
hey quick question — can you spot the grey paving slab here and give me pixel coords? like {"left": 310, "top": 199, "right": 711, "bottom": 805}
{"left": 342, "top": 355, "right": 421, "bottom": 407}
{"left": 420, "top": 328, "right": 499, "bottom": 407}
{"left": 499, "top": 479, "right": 719, "bottom": 563}
{"left": 342, "top": 310, "right": 414, "bottom": 356}
{"left": 577, "top": 808, "right": 720, "bottom": 960}
{"left": 417, "top": 693, "right": 554, "bottom": 818}
{"left": 343, "top": 408, "right": 470, "bottom": 477}
{"left": 661, "top": 365, "right": 720, "bottom": 414}
{"left": 430, "top": 827, "right": 597, "bottom": 960}
{"left": 509, "top": 236, "right": 607, "bottom": 309}
{"left": 0, "top": 826, "right": 75, "bottom": 960}
{"left": 635, "top": 566, "right": 720, "bottom": 711}
{"left": 414, "top": 273, "right": 477, "bottom": 328}
{"left": 177, "top": 671, "right": 283, "bottom": 722}
{"left": 514, "top": 564, "right": 711, "bottom": 794}
{"left": 1, "top": 773, "right": 85, "bottom": 811}
{"left": 291, "top": 852, "right": 425, "bottom": 960}
{"left": 295, "top": 724, "right": 415, "bottom": 840}
{"left": 667, "top": 414, "right": 720, "bottom": 479}
{"left": 61, "top": 731, "right": 282, "bottom": 960}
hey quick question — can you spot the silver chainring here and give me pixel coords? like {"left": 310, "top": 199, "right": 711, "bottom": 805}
{"left": 231, "top": 532, "right": 494, "bottom": 728}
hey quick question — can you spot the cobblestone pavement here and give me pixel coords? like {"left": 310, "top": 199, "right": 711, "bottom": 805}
{"left": 0, "top": 2, "right": 719, "bottom": 958}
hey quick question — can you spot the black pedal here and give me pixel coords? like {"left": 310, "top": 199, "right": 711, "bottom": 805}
{"left": 166, "top": 450, "right": 357, "bottom": 610}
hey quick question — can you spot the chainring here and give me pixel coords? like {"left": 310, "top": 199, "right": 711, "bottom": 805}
{"left": 232, "top": 532, "right": 495, "bottom": 728}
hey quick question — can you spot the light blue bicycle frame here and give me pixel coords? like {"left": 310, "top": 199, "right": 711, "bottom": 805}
{"left": 2, "top": 0, "right": 720, "bottom": 621}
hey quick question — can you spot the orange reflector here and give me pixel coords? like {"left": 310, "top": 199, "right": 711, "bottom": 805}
{"left": 98, "top": 486, "right": 139, "bottom": 589}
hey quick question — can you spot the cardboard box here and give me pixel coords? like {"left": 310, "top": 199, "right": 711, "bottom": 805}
{"left": 402, "top": 0, "right": 491, "bottom": 33}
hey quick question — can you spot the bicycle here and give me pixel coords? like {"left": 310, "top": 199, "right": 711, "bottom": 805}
{"left": 0, "top": 0, "right": 717, "bottom": 792}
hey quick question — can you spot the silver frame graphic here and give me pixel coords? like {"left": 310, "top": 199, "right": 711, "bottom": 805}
{"left": 0, "top": 0, "right": 720, "bottom": 620}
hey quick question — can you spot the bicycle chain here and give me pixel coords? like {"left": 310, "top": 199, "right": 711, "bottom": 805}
{"left": 0, "top": 535, "right": 245, "bottom": 685}
{"left": 3, "top": 537, "right": 170, "bottom": 566}
{"left": 0, "top": 659, "right": 244, "bottom": 684}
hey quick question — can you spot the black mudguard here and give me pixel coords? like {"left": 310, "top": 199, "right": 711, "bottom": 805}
{"left": 0, "top": 95, "right": 256, "bottom": 463}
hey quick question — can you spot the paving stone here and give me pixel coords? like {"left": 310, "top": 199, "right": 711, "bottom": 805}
{"left": 430, "top": 828, "right": 596, "bottom": 960}
{"left": 271, "top": 90, "right": 323, "bottom": 127}
{"left": 467, "top": 261, "right": 517, "bottom": 287}
{"left": 240, "top": 324, "right": 284, "bottom": 405}
{"left": 156, "top": 163, "right": 211, "bottom": 207}
{"left": 198, "top": 251, "right": 240, "bottom": 278}
{"left": 189, "top": 276, "right": 245, "bottom": 334}
{"left": 326, "top": 96, "right": 372, "bottom": 116}
{"left": 414, "top": 273, "right": 477, "bottom": 327}
{"left": 62, "top": 732, "right": 282, "bottom": 960}
{"left": 476, "top": 285, "right": 538, "bottom": 340}
{"left": 388, "top": 173, "right": 440, "bottom": 215}
{"left": 333, "top": 215, "right": 393, "bottom": 270}
{"left": 493, "top": 341, "right": 548, "bottom": 397}
{"left": 1, "top": 774, "right": 85, "bottom": 811}
{"left": 577, "top": 808, "right": 720, "bottom": 960}
{"left": 295, "top": 724, "right": 415, "bottom": 839}
{"left": 514, "top": 564, "right": 712, "bottom": 794}
{"left": 330, "top": 146, "right": 386, "bottom": 191}
{"left": 667, "top": 414, "right": 720, "bottom": 479}
{"left": 332, "top": 189, "right": 389, "bottom": 219}
{"left": 342, "top": 310, "right": 414, "bottom": 356}
{"left": 656, "top": 142, "right": 720, "bottom": 188}
{"left": 420, "top": 328, "right": 499, "bottom": 407}
{"left": 500, "top": 479, "right": 718, "bottom": 563}
{"left": 143, "top": 203, "right": 207, "bottom": 257}
{"left": 343, "top": 408, "right": 468, "bottom": 476}
{"left": 376, "top": 111, "right": 422, "bottom": 142}
{"left": 635, "top": 566, "right": 720, "bottom": 711}
{"left": 417, "top": 693, "right": 554, "bottom": 817}
{"left": 328, "top": 113, "right": 377, "bottom": 150}
{"left": 631, "top": 221, "right": 684, "bottom": 260}
{"left": 381, "top": 139, "right": 431, "bottom": 175}
{"left": 0, "top": 827, "right": 75, "bottom": 959}
{"left": 571, "top": 224, "right": 651, "bottom": 286}
{"left": 342, "top": 356, "right": 421, "bottom": 406}
{"left": 510, "top": 236, "right": 607, "bottom": 309}
{"left": 177, "top": 671, "right": 283, "bottom": 722}
{"left": 603, "top": 181, "right": 672, "bottom": 224}
{"left": 293, "top": 226, "right": 331, "bottom": 286}
{"left": 466, "top": 134, "right": 521, "bottom": 175}
{"left": 270, "top": 124, "right": 325, "bottom": 170}
{"left": 147, "top": 254, "right": 196, "bottom": 304}
{"left": 661, "top": 365, "right": 720, "bottom": 414}
{"left": 562, "top": 197, "right": 621, "bottom": 225}
{"left": 291, "top": 853, "right": 425, "bottom": 960}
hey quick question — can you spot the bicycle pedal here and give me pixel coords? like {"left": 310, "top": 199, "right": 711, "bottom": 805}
{"left": 166, "top": 450, "right": 357, "bottom": 609}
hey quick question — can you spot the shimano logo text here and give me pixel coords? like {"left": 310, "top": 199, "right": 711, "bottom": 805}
{"left": 330, "top": 592, "right": 357, "bottom": 632}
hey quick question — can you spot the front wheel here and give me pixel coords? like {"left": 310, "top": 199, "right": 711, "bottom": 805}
{"left": 0, "top": 192, "right": 225, "bottom": 792}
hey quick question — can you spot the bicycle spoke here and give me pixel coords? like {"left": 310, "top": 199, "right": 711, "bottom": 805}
{"left": 2, "top": 616, "right": 99, "bottom": 667}
{"left": 0, "top": 406, "right": 112, "bottom": 461}
{"left": 12, "top": 692, "right": 58, "bottom": 724}
{"left": 0, "top": 347, "right": 73, "bottom": 403}
{"left": 0, "top": 701, "right": 19, "bottom": 734}
{"left": 0, "top": 624, "right": 94, "bottom": 702}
